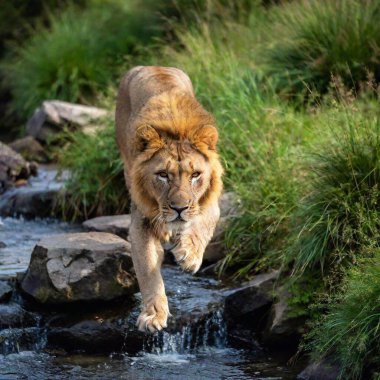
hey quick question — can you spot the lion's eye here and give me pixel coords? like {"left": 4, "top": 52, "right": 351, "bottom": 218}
{"left": 192, "top": 172, "right": 201, "bottom": 178}
{"left": 157, "top": 171, "right": 168, "bottom": 179}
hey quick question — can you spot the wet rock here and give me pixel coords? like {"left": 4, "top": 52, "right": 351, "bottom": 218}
{"left": 263, "top": 287, "right": 306, "bottom": 348}
{"left": 9, "top": 136, "right": 47, "bottom": 163}
{"left": 298, "top": 359, "right": 341, "bottom": 380}
{"left": 21, "top": 232, "right": 137, "bottom": 304}
{"left": 224, "top": 271, "right": 279, "bottom": 325}
{"left": 48, "top": 318, "right": 143, "bottom": 355}
{"left": 0, "top": 303, "right": 38, "bottom": 328}
{"left": 0, "top": 141, "right": 36, "bottom": 194}
{"left": 0, "top": 327, "right": 44, "bottom": 355}
{"left": 0, "top": 241, "right": 6, "bottom": 248}
{"left": 0, "top": 167, "right": 66, "bottom": 218}
{"left": 0, "top": 281, "right": 13, "bottom": 302}
{"left": 27, "top": 100, "right": 108, "bottom": 142}
{"left": 82, "top": 214, "right": 131, "bottom": 240}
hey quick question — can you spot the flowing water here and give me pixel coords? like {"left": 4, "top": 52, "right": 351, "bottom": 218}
{"left": 0, "top": 169, "right": 304, "bottom": 379}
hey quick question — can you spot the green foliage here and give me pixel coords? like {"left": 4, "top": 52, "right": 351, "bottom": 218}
{"left": 2, "top": 0, "right": 160, "bottom": 119}
{"left": 264, "top": 0, "right": 380, "bottom": 97}
{"left": 309, "top": 256, "right": 380, "bottom": 379}
{"left": 287, "top": 108, "right": 380, "bottom": 275}
{"left": 58, "top": 120, "right": 128, "bottom": 220}
{"left": 285, "top": 272, "right": 325, "bottom": 319}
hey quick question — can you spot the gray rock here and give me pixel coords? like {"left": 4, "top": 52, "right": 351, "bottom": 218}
{"left": 83, "top": 214, "right": 131, "bottom": 240}
{"left": 203, "top": 216, "right": 229, "bottom": 262}
{"left": 219, "top": 191, "right": 241, "bottom": 218}
{"left": 47, "top": 301, "right": 143, "bottom": 354}
{"left": 263, "top": 287, "right": 306, "bottom": 347}
{"left": 203, "top": 192, "right": 242, "bottom": 263}
{"left": 0, "top": 166, "right": 65, "bottom": 218}
{"left": 298, "top": 359, "right": 341, "bottom": 380}
{"left": 9, "top": 136, "right": 47, "bottom": 163}
{"left": 224, "top": 271, "right": 279, "bottom": 324}
{"left": 0, "top": 281, "right": 12, "bottom": 302}
{"left": 27, "top": 100, "right": 108, "bottom": 141}
{"left": 0, "top": 141, "right": 36, "bottom": 194}
{"left": 0, "top": 303, "right": 37, "bottom": 328}
{"left": 21, "top": 232, "right": 136, "bottom": 304}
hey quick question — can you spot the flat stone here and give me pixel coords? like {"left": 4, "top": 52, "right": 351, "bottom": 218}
{"left": 21, "top": 232, "right": 136, "bottom": 304}
{"left": 27, "top": 100, "right": 108, "bottom": 142}
{"left": 83, "top": 215, "right": 131, "bottom": 240}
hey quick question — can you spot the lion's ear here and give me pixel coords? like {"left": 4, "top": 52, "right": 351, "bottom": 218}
{"left": 136, "top": 125, "right": 164, "bottom": 152}
{"left": 191, "top": 125, "right": 218, "bottom": 151}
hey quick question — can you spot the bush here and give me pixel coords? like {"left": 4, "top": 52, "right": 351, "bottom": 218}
{"left": 287, "top": 106, "right": 380, "bottom": 276}
{"left": 309, "top": 256, "right": 380, "bottom": 379}
{"left": 2, "top": 0, "right": 161, "bottom": 119}
{"left": 264, "top": 0, "right": 380, "bottom": 97}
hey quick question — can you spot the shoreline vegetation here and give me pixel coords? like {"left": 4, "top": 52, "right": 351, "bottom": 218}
{"left": 1, "top": 1, "right": 380, "bottom": 378}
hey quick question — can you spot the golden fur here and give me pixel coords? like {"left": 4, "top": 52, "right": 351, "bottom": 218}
{"left": 115, "top": 66, "right": 223, "bottom": 332}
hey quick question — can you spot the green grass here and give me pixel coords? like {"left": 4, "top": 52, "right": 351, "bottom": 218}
{"left": 286, "top": 105, "right": 380, "bottom": 276}
{"left": 1, "top": 0, "right": 161, "bottom": 119}
{"left": 308, "top": 256, "right": 380, "bottom": 379}
{"left": 263, "top": 0, "right": 380, "bottom": 97}
{"left": 58, "top": 121, "right": 128, "bottom": 220}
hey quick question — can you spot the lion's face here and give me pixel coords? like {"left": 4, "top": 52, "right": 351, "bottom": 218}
{"left": 130, "top": 123, "right": 223, "bottom": 226}
{"left": 139, "top": 141, "right": 212, "bottom": 224}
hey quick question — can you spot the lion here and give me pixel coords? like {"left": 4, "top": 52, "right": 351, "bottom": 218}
{"left": 115, "top": 66, "right": 223, "bottom": 332}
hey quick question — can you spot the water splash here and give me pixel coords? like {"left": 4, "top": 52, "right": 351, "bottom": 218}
{"left": 143, "top": 309, "right": 227, "bottom": 357}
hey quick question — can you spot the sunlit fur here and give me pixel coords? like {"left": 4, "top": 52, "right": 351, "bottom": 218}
{"left": 116, "top": 66, "right": 223, "bottom": 332}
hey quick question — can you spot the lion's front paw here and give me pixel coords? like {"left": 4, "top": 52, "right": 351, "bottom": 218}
{"left": 172, "top": 243, "right": 203, "bottom": 274}
{"left": 136, "top": 296, "right": 170, "bottom": 333}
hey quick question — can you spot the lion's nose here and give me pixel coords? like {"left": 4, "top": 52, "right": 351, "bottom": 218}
{"left": 169, "top": 205, "right": 189, "bottom": 215}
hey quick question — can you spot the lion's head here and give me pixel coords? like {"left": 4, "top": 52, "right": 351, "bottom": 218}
{"left": 129, "top": 90, "right": 223, "bottom": 227}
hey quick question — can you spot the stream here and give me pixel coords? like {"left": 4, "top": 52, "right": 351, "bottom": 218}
{"left": 0, "top": 168, "right": 304, "bottom": 379}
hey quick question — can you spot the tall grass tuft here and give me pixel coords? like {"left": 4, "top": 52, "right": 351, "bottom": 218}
{"left": 309, "top": 255, "right": 380, "bottom": 379}
{"left": 264, "top": 0, "right": 380, "bottom": 97}
{"left": 287, "top": 108, "right": 380, "bottom": 275}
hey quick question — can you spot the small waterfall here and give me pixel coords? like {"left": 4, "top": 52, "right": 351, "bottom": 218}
{"left": 143, "top": 309, "right": 227, "bottom": 356}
